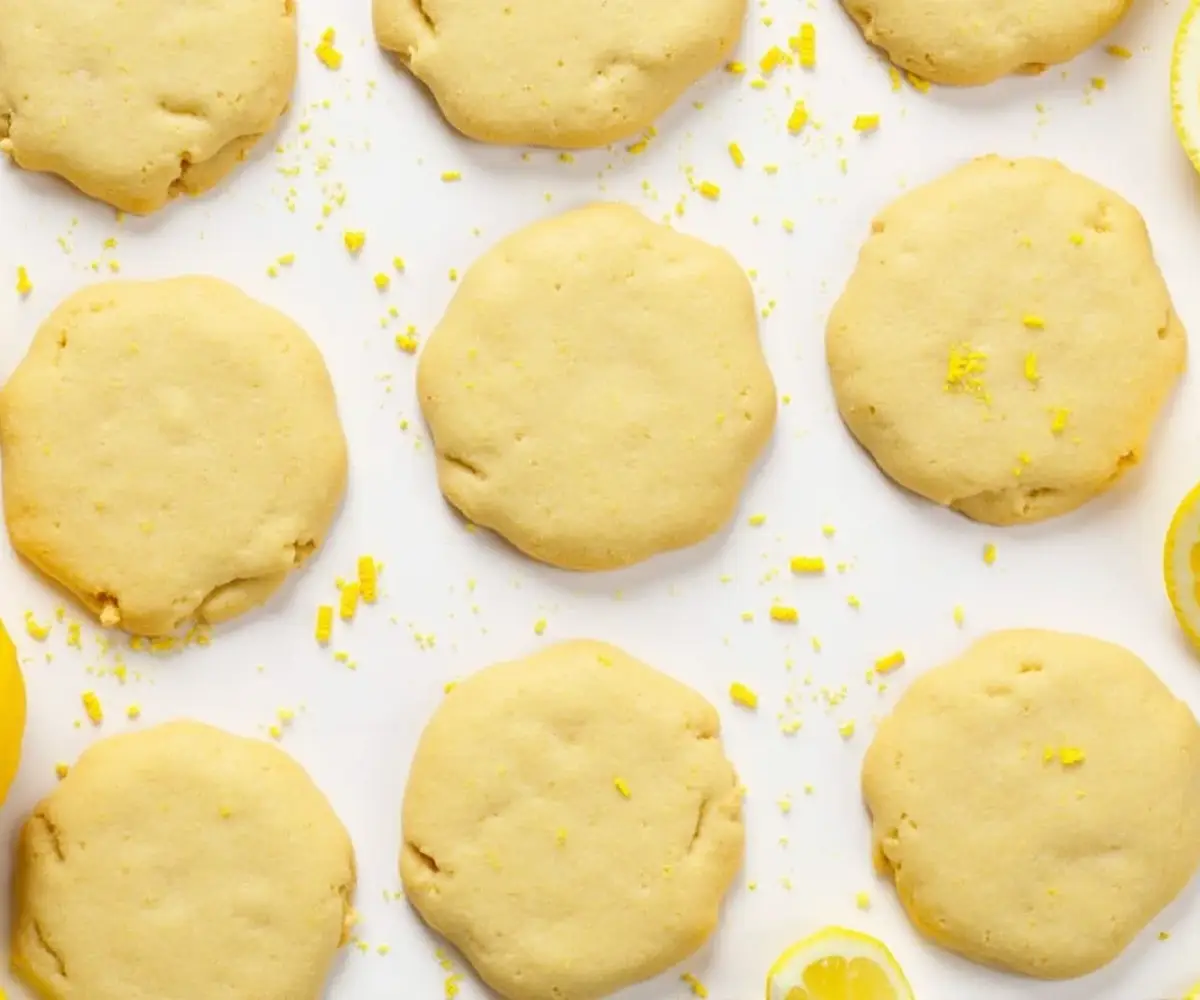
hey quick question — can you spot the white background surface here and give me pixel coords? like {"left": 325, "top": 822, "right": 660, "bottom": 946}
{"left": 0, "top": 0, "right": 1197, "bottom": 998}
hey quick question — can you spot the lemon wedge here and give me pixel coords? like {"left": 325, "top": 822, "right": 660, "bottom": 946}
{"left": 1172, "top": 0, "right": 1200, "bottom": 172}
{"left": 1163, "top": 482, "right": 1200, "bottom": 649}
{"left": 765, "top": 927, "right": 914, "bottom": 1000}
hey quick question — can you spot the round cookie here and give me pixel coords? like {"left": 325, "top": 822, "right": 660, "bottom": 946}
{"left": 0, "top": 0, "right": 297, "bottom": 213}
{"left": 0, "top": 277, "right": 347, "bottom": 636}
{"left": 840, "top": 0, "right": 1129, "bottom": 86}
{"left": 862, "top": 629, "right": 1200, "bottom": 979}
{"left": 12, "top": 721, "right": 356, "bottom": 1000}
{"left": 401, "top": 640, "right": 744, "bottom": 1000}
{"left": 373, "top": 0, "right": 745, "bottom": 147}
{"left": 417, "top": 203, "right": 776, "bottom": 570}
{"left": 827, "top": 156, "right": 1185, "bottom": 525}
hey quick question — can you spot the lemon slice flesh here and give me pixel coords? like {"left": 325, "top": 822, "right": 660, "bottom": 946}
{"left": 765, "top": 927, "right": 914, "bottom": 1000}
{"left": 1172, "top": 0, "right": 1200, "bottom": 171}
{"left": 1163, "top": 482, "right": 1200, "bottom": 650}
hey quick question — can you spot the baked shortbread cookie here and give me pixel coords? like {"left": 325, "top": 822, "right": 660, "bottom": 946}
{"left": 12, "top": 721, "right": 356, "bottom": 1000}
{"left": 840, "top": 0, "right": 1130, "bottom": 85}
{"left": 863, "top": 630, "right": 1200, "bottom": 978}
{"left": 417, "top": 203, "right": 776, "bottom": 569}
{"left": 827, "top": 156, "right": 1185, "bottom": 525}
{"left": 401, "top": 640, "right": 744, "bottom": 1000}
{"left": 0, "top": 0, "right": 297, "bottom": 213}
{"left": 373, "top": 0, "right": 745, "bottom": 146}
{"left": 0, "top": 277, "right": 347, "bottom": 636}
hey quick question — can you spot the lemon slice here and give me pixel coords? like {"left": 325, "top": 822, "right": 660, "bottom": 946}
{"left": 765, "top": 926, "right": 914, "bottom": 1000}
{"left": 1172, "top": 0, "right": 1200, "bottom": 171}
{"left": 1163, "top": 482, "right": 1200, "bottom": 649}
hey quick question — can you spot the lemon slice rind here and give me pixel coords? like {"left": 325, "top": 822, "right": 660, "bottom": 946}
{"left": 1164, "top": 482, "right": 1200, "bottom": 651}
{"left": 1172, "top": 0, "right": 1200, "bottom": 172}
{"left": 764, "top": 926, "right": 914, "bottom": 1000}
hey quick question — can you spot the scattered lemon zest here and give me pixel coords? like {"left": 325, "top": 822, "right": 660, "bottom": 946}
{"left": 852, "top": 113, "right": 880, "bottom": 132}
{"left": 315, "top": 27, "right": 343, "bottom": 70}
{"left": 725, "top": 60, "right": 746, "bottom": 74}
{"left": 1059, "top": 747, "right": 1086, "bottom": 765}
{"left": 697, "top": 180, "right": 721, "bottom": 200}
{"left": 441, "top": 170, "right": 462, "bottom": 182}
{"left": 748, "top": 513, "right": 767, "bottom": 526}
{"left": 945, "top": 343, "right": 989, "bottom": 401}
{"left": 770, "top": 605, "right": 799, "bottom": 623}
{"left": 55, "top": 763, "right": 69, "bottom": 780}
{"left": 787, "top": 100, "right": 809, "bottom": 134}
{"left": 1050, "top": 407, "right": 1070, "bottom": 434}
{"left": 315, "top": 605, "right": 334, "bottom": 644}
{"left": 23, "top": 611, "right": 51, "bottom": 641}
{"left": 343, "top": 230, "right": 366, "bottom": 254}
{"left": 875, "top": 650, "right": 906, "bottom": 674}
{"left": 905, "top": 71, "right": 931, "bottom": 92}
{"left": 759, "top": 45, "right": 791, "bottom": 75}
{"left": 82, "top": 691, "right": 103, "bottom": 725}
{"left": 728, "top": 142, "right": 746, "bottom": 167}
{"left": 339, "top": 582, "right": 360, "bottom": 621}
{"left": 953, "top": 605, "right": 965, "bottom": 627}
{"left": 126, "top": 704, "right": 141, "bottom": 720}
{"left": 15, "top": 266, "right": 32, "bottom": 297}
{"left": 1024, "top": 352, "right": 1040, "bottom": 384}
{"left": 856, "top": 891, "right": 872, "bottom": 910}
{"left": 1023, "top": 314, "right": 1045, "bottom": 329}
{"left": 373, "top": 272, "right": 391, "bottom": 291}
{"left": 66, "top": 623, "right": 82, "bottom": 648}
{"left": 1106, "top": 44, "right": 1133, "bottom": 58}
{"left": 534, "top": 618, "right": 547, "bottom": 636}
{"left": 680, "top": 973, "right": 709, "bottom": 998}
{"left": 792, "top": 23, "right": 817, "bottom": 67}
{"left": 789, "top": 556, "right": 825, "bottom": 574}
{"left": 729, "top": 682, "right": 759, "bottom": 710}
{"left": 613, "top": 777, "right": 631, "bottom": 798}
{"left": 983, "top": 543, "right": 997, "bottom": 565}
{"left": 838, "top": 719, "right": 856, "bottom": 738}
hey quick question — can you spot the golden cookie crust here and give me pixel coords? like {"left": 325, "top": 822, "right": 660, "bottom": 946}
{"left": 841, "top": 0, "right": 1130, "bottom": 85}
{"left": 12, "top": 721, "right": 356, "bottom": 1000}
{"left": 401, "top": 640, "right": 744, "bottom": 1000}
{"left": 827, "top": 156, "right": 1185, "bottom": 525}
{"left": 0, "top": 0, "right": 297, "bottom": 213}
{"left": 863, "top": 630, "right": 1200, "bottom": 978}
{"left": 417, "top": 203, "right": 776, "bottom": 570}
{"left": 0, "top": 277, "right": 347, "bottom": 636}
{"left": 373, "top": 0, "right": 745, "bottom": 146}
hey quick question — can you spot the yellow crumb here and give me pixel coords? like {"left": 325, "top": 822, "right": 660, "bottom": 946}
{"left": 126, "top": 704, "right": 141, "bottom": 720}
{"left": 15, "top": 266, "right": 32, "bottom": 297}
{"left": 847, "top": 594, "right": 861, "bottom": 609}
{"left": 905, "top": 71, "right": 931, "bottom": 92}
{"left": 1090, "top": 76, "right": 1106, "bottom": 90}
{"left": 1024, "top": 352, "right": 1040, "bottom": 384}
{"left": 396, "top": 330, "right": 420, "bottom": 354}
{"left": 856, "top": 891, "right": 871, "bottom": 910}
{"left": 1069, "top": 232, "right": 1085, "bottom": 246}
{"left": 393, "top": 256, "right": 406, "bottom": 272}
{"left": 315, "top": 605, "right": 334, "bottom": 644}
{"left": 277, "top": 252, "right": 295, "bottom": 266}
{"left": 725, "top": 60, "right": 746, "bottom": 74}
{"left": 697, "top": 180, "right": 720, "bottom": 200}
{"left": 1105, "top": 44, "right": 1132, "bottom": 58}
{"left": 983, "top": 542, "right": 997, "bottom": 565}
{"left": 23, "top": 611, "right": 51, "bottom": 641}
{"left": 373, "top": 272, "right": 391, "bottom": 291}
{"left": 874, "top": 650, "right": 905, "bottom": 674}
{"left": 728, "top": 142, "right": 746, "bottom": 168}
{"left": 315, "top": 27, "right": 343, "bottom": 70}
{"left": 1022, "top": 314, "right": 1045, "bottom": 329}
{"left": 782, "top": 218, "right": 795, "bottom": 233}
{"left": 534, "top": 618, "right": 547, "bottom": 636}
{"left": 555, "top": 828, "right": 568, "bottom": 845}
{"left": 441, "top": 170, "right": 462, "bottom": 182}
{"left": 888, "top": 65, "right": 903, "bottom": 91}
{"left": 1050, "top": 407, "right": 1070, "bottom": 434}
{"left": 358, "top": 556, "right": 378, "bottom": 603}
{"left": 66, "top": 623, "right": 82, "bottom": 648}
{"left": 54, "top": 763, "right": 69, "bottom": 780}
{"left": 769, "top": 605, "right": 799, "bottom": 624}
{"left": 729, "top": 682, "right": 759, "bottom": 710}
{"left": 343, "top": 230, "right": 366, "bottom": 254}
{"left": 748, "top": 513, "right": 768, "bottom": 526}
{"left": 953, "top": 605, "right": 965, "bottom": 627}
{"left": 681, "top": 973, "right": 709, "bottom": 998}
{"left": 339, "top": 582, "right": 360, "bottom": 621}
{"left": 787, "top": 100, "right": 809, "bottom": 134}
{"left": 82, "top": 691, "right": 103, "bottom": 725}
{"left": 613, "top": 777, "right": 631, "bottom": 798}
{"left": 789, "top": 556, "right": 825, "bottom": 574}
{"left": 852, "top": 114, "right": 880, "bottom": 132}
{"left": 838, "top": 719, "right": 856, "bottom": 738}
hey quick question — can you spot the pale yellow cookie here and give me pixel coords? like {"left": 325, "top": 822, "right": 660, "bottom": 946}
{"left": 0, "top": 0, "right": 297, "bottom": 213}
{"left": 827, "top": 156, "right": 1185, "bottom": 525}
{"left": 12, "top": 721, "right": 356, "bottom": 1000}
{"left": 401, "top": 640, "right": 744, "bottom": 1000}
{"left": 841, "top": 0, "right": 1130, "bottom": 85}
{"left": 373, "top": 0, "right": 745, "bottom": 146}
{"left": 417, "top": 203, "right": 776, "bottom": 570}
{"left": 0, "top": 277, "right": 347, "bottom": 636}
{"left": 863, "top": 630, "right": 1200, "bottom": 978}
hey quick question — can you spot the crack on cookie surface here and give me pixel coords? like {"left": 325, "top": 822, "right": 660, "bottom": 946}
{"left": 441, "top": 452, "right": 487, "bottom": 481}
{"left": 686, "top": 795, "right": 710, "bottom": 855}
{"left": 34, "top": 812, "right": 67, "bottom": 863}
{"left": 31, "top": 918, "right": 67, "bottom": 980}
{"left": 405, "top": 840, "right": 443, "bottom": 875}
